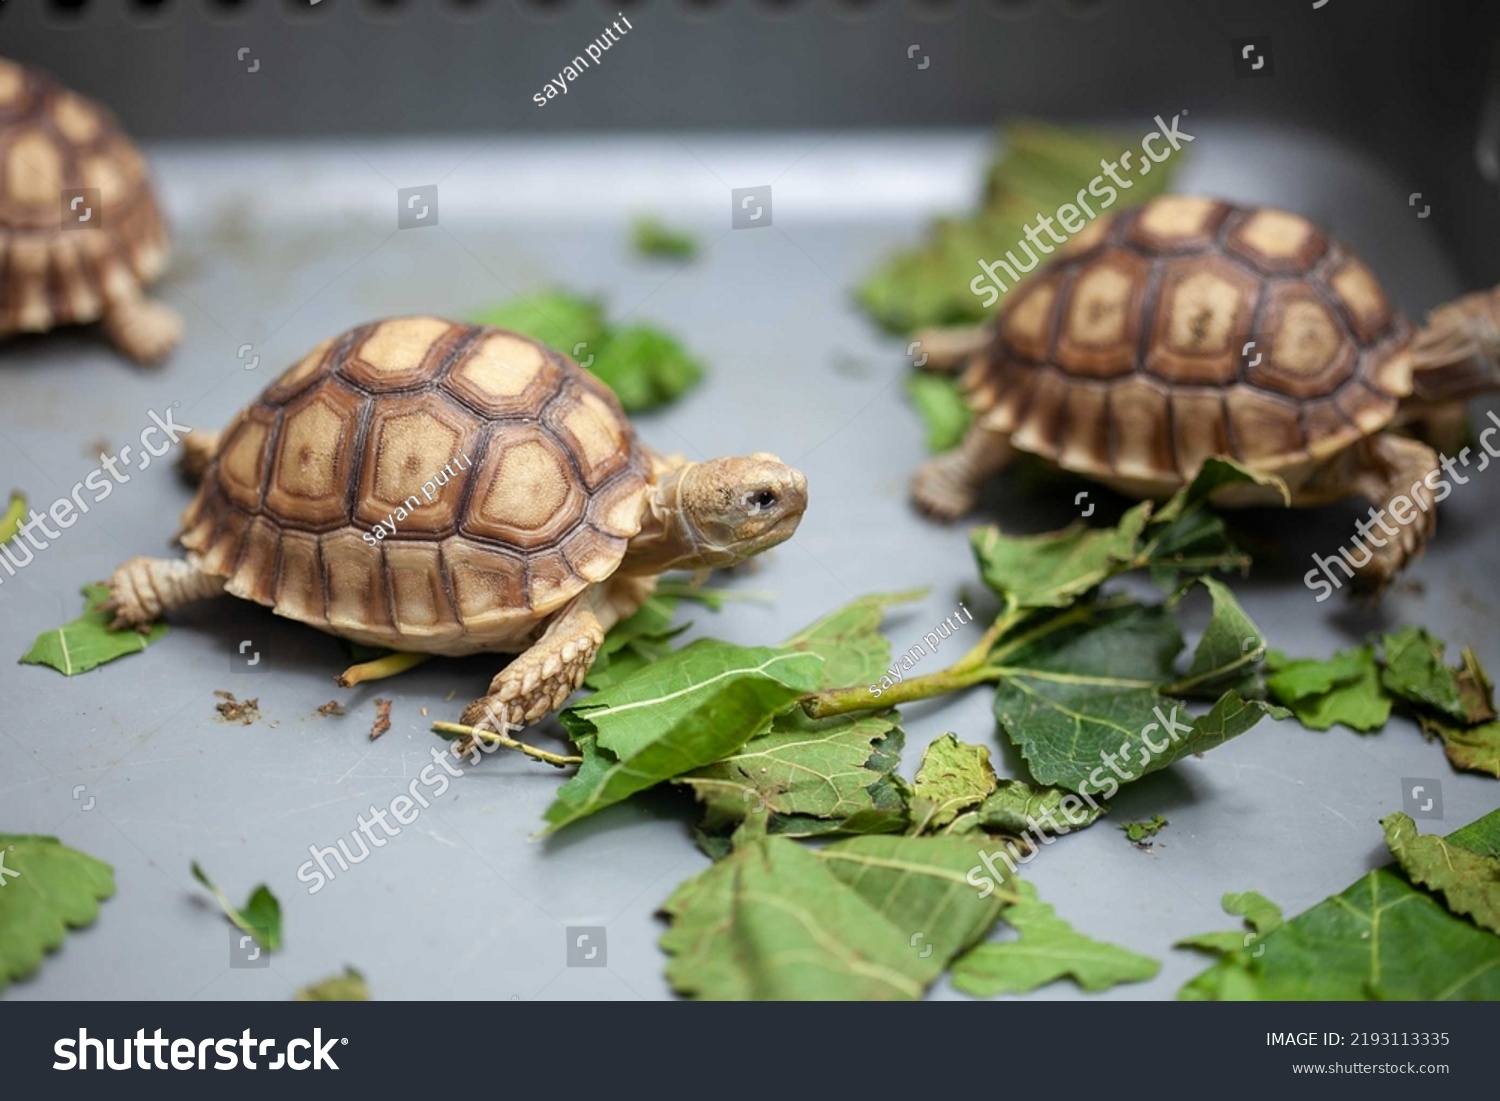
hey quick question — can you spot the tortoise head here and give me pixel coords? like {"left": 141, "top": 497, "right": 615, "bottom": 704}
{"left": 641, "top": 452, "right": 807, "bottom": 571}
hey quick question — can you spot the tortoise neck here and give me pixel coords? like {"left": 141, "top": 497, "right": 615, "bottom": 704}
{"left": 619, "top": 462, "right": 722, "bottom": 575}
{"left": 1409, "top": 287, "right": 1500, "bottom": 401}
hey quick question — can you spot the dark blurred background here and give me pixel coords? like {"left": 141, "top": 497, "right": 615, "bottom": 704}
{"left": 5, "top": 0, "right": 1500, "bottom": 283}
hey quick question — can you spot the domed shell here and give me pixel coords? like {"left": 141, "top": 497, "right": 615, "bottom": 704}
{"left": 179, "top": 318, "right": 652, "bottom": 654}
{"left": 962, "top": 196, "right": 1414, "bottom": 494}
{"left": 0, "top": 58, "right": 169, "bottom": 335}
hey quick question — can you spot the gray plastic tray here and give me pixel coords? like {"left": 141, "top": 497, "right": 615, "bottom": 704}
{"left": 2, "top": 123, "right": 1497, "bottom": 1000}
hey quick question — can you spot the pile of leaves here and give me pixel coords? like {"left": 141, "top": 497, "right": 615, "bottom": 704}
{"left": 1268, "top": 630, "right": 1499, "bottom": 776}
{"left": 472, "top": 291, "right": 703, "bottom": 413}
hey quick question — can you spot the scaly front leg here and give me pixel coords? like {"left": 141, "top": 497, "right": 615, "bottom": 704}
{"left": 459, "top": 576, "right": 653, "bottom": 731}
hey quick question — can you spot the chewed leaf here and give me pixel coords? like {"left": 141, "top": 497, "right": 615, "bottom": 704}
{"left": 1383, "top": 812, "right": 1500, "bottom": 935}
{"left": 780, "top": 590, "right": 925, "bottom": 690}
{"left": 21, "top": 583, "right": 168, "bottom": 676}
{"left": 910, "top": 734, "right": 996, "bottom": 834}
{"left": 547, "top": 641, "right": 825, "bottom": 831}
{"left": 951, "top": 880, "right": 1159, "bottom": 996}
{"left": 0, "top": 835, "right": 115, "bottom": 992}
{"left": 678, "top": 710, "right": 908, "bottom": 841}
{"left": 660, "top": 835, "right": 1009, "bottom": 1000}
{"left": 1266, "top": 646, "right": 1391, "bottom": 732}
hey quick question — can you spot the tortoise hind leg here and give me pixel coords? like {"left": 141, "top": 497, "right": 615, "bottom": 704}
{"left": 459, "top": 577, "right": 652, "bottom": 731}
{"left": 1310, "top": 433, "right": 1440, "bottom": 598}
{"left": 101, "top": 292, "right": 182, "bottom": 365}
{"left": 911, "top": 422, "right": 1015, "bottom": 520}
{"left": 105, "top": 556, "right": 225, "bottom": 629}
{"left": 910, "top": 326, "right": 989, "bottom": 375}
{"left": 179, "top": 431, "right": 221, "bottom": 484}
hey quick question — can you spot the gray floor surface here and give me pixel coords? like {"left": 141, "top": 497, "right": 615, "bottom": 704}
{"left": 1, "top": 124, "right": 1497, "bottom": 1001}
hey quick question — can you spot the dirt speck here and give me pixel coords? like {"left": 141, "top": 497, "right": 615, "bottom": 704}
{"left": 214, "top": 690, "right": 260, "bottom": 725}
{"left": 316, "top": 700, "right": 345, "bottom": 717}
{"left": 369, "top": 698, "right": 393, "bottom": 741}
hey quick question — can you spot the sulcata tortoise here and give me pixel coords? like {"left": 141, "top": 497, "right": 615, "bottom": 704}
{"left": 0, "top": 57, "right": 180, "bottom": 363}
{"left": 105, "top": 317, "right": 807, "bottom": 728}
{"left": 912, "top": 194, "right": 1500, "bottom": 594}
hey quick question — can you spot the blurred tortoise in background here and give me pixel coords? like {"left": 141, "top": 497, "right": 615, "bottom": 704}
{"left": 0, "top": 58, "right": 180, "bottom": 363}
{"left": 106, "top": 317, "right": 807, "bottom": 728}
{"left": 912, "top": 195, "right": 1500, "bottom": 595}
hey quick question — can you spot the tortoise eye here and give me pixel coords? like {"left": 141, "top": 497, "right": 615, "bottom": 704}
{"left": 745, "top": 489, "right": 778, "bottom": 513}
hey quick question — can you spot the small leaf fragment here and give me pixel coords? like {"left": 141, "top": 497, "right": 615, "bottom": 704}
{"left": 910, "top": 734, "right": 996, "bottom": 833}
{"left": 0, "top": 835, "right": 115, "bottom": 992}
{"left": 0, "top": 490, "right": 25, "bottom": 544}
{"left": 190, "top": 862, "right": 282, "bottom": 952}
{"left": 1383, "top": 812, "right": 1500, "bottom": 935}
{"left": 905, "top": 374, "right": 972, "bottom": 454}
{"left": 631, "top": 216, "right": 699, "bottom": 260}
{"left": 951, "top": 880, "right": 1159, "bottom": 996}
{"left": 21, "top": 583, "right": 168, "bottom": 676}
{"left": 1265, "top": 646, "right": 1391, "bottom": 732}
{"left": 1121, "top": 815, "right": 1168, "bottom": 844}
{"left": 295, "top": 967, "right": 369, "bottom": 1001}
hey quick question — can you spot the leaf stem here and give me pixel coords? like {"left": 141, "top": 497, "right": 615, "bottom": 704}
{"left": 431, "top": 721, "right": 583, "bottom": 769}
{"left": 337, "top": 651, "right": 432, "bottom": 687}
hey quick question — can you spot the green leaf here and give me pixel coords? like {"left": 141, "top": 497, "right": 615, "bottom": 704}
{"left": 909, "top": 734, "right": 996, "bottom": 834}
{"left": 660, "top": 835, "right": 1010, "bottom": 999}
{"left": 471, "top": 291, "right": 703, "bottom": 412}
{"left": 1178, "top": 812, "right": 1500, "bottom": 1000}
{"left": 589, "top": 324, "right": 704, "bottom": 413}
{"left": 190, "top": 862, "right": 283, "bottom": 952}
{"left": 631, "top": 216, "right": 699, "bottom": 260}
{"left": 471, "top": 291, "right": 607, "bottom": 361}
{"left": 21, "top": 583, "right": 169, "bottom": 676}
{"left": 1121, "top": 815, "right": 1168, "bottom": 844}
{"left": 905, "top": 375, "right": 973, "bottom": 453}
{"left": 678, "top": 711, "right": 909, "bottom": 840}
{"left": 779, "top": 590, "right": 925, "bottom": 690}
{"left": 957, "top": 778, "right": 1108, "bottom": 837}
{"left": 1383, "top": 812, "right": 1500, "bottom": 935}
{"left": 951, "top": 880, "right": 1159, "bottom": 996}
{"left": 546, "top": 641, "right": 826, "bottom": 831}
{"left": 295, "top": 967, "right": 369, "bottom": 1001}
{"left": 855, "top": 120, "right": 1184, "bottom": 333}
{"left": 972, "top": 507, "right": 1151, "bottom": 611}
{"left": 1380, "top": 626, "right": 1470, "bottom": 722}
{"left": 990, "top": 592, "right": 1284, "bottom": 795}
{"left": 0, "top": 835, "right": 114, "bottom": 992}
{"left": 1419, "top": 715, "right": 1500, "bottom": 778}
{"left": 969, "top": 460, "right": 1265, "bottom": 615}
{"left": 1176, "top": 890, "right": 1283, "bottom": 956}
{"left": 585, "top": 594, "right": 688, "bottom": 690}
{"left": 0, "top": 490, "right": 24, "bottom": 544}
{"left": 1265, "top": 646, "right": 1391, "bottom": 732}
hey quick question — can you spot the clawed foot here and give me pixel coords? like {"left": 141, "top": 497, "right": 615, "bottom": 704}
{"left": 911, "top": 453, "right": 977, "bottom": 521}
{"left": 102, "top": 296, "right": 182, "bottom": 365}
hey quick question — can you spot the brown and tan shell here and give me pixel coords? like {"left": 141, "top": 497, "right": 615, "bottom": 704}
{"left": 963, "top": 195, "right": 1414, "bottom": 498}
{"left": 180, "top": 318, "right": 652, "bottom": 656}
{"left": 0, "top": 58, "right": 169, "bottom": 336}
